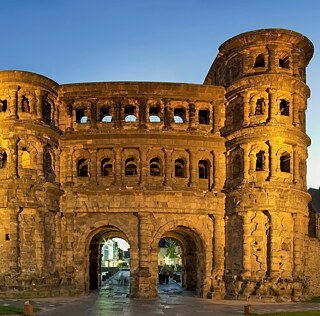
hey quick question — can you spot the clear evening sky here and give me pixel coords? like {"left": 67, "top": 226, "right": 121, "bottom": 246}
{"left": 2, "top": 0, "right": 320, "bottom": 188}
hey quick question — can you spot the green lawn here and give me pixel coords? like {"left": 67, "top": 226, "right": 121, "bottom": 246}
{"left": 258, "top": 311, "right": 320, "bottom": 316}
{"left": 0, "top": 306, "right": 24, "bottom": 315}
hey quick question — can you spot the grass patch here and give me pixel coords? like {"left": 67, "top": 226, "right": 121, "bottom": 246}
{"left": 0, "top": 305, "right": 41, "bottom": 315}
{"left": 258, "top": 311, "right": 320, "bottom": 316}
{"left": 304, "top": 297, "right": 320, "bottom": 303}
{"left": 0, "top": 306, "right": 24, "bottom": 315}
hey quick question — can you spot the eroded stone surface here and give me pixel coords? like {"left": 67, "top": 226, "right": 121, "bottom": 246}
{"left": 0, "top": 28, "right": 318, "bottom": 301}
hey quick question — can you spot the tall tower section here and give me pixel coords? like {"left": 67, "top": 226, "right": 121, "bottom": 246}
{"left": 0, "top": 71, "right": 62, "bottom": 296}
{"left": 205, "top": 29, "right": 314, "bottom": 300}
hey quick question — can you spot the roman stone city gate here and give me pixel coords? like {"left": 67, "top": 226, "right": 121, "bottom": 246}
{"left": 1, "top": 29, "right": 320, "bottom": 301}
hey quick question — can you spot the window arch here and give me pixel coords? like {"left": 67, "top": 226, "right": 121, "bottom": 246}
{"left": 198, "top": 160, "right": 209, "bottom": 179}
{"left": 101, "top": 158, "right": 113, "bottom": 176}
{"left": 199, "top": 110, "right": 210, "bottom": 124}
{"left": 78, "top": 159, "right": 88, "bottom": 177}
{"left": 76, "top": 107, "right": 88, "bottom": 123}
{"left": 21, "top": 97, "right": 30, "bottom": 113}
{"left": 0, "top": 99, "right": 7, "bottom": 112}
{"left": 175, "top": 158, "right": 185, "bottom": 178}
{"left": 254, "top": 53, "right": 265, "bottom": 68}
{"left": 255, "top": 98, "right": 265, "bottom": 115}
{"left": 256, "top": 150, "right": 265, "bottom": 171}
{"left": 280, "top": 99, "right": 289, "bottom": 116}
{"left": 125, "top": 106, "right": 136, "bottom": 122}
{"left": 279, "top": 56, "right": 289, "bottom": 69}
{"left": 232, "top": 154, "right": 242, "bottom": 178}
{"left": 21, "top": 148, "right": 31, "bottom": 168}
{"left": 280, "top": 152, "right": 290, "bottom": 173}
{"left": 150, "top": 157, "right": 162, "bottom": 176}
{"left": 174, "top": 108, "right": 185, "bottom": 124}
{"left": 43, "top": 146, "right": 55, "bottom": 182}
{"left": 125, "top": 157, "right": 137, "bottom": 176}
{"left": 149, "top": 106, "right": 161, "bottom": 123}
{"left": 0, "top": 151, "right": 7, "bottom": 168}
{"left": 100, "top": 107, "right": 112, "bottom": 122}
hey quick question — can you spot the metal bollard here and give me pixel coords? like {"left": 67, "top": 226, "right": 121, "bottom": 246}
{"left": 244, "top": 304, "right": 252, "bottom": 315}
{"left": 24, "top": 300, "right": 33, "bottom": 316}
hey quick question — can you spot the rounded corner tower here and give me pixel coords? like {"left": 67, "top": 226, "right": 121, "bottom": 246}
{"left": 205, "top": 28, "right": 314, "bottom": 300}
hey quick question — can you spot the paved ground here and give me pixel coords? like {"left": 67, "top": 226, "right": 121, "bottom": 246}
{"left": 1, "top": 273, "right": 320, "bottom": 315}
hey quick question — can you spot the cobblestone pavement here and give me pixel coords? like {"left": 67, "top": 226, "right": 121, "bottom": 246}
{"left": 1, "top": 278, "right": 320, "bottom": 315}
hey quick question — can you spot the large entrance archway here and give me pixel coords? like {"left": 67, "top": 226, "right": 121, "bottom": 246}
{"left": 157, "top": 225, "right": 206, "bottom": 296}
{"left": 88, "top": 226, "right": 130, "bottom": 291}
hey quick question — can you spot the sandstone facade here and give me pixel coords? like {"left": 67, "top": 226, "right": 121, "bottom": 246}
{"left": 0, "top": 28, "right": 318, "bottom": 301}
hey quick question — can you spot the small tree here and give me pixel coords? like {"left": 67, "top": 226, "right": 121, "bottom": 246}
{"left": 165, "top": 239, "right": 180, "bottom": 270}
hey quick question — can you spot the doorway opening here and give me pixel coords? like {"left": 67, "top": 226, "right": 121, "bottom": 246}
{"left": 157, "top": 226, "right": 205, "bottom": 296}
{"left": 89, "top": 226, "right": 130, "bottom": 291}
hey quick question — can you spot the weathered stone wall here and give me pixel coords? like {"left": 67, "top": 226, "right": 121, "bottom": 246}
{"left": 0, "top": 28, "right": 318, "bottom": 301}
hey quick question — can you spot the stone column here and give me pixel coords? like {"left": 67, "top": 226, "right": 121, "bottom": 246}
{"left": 188, "top": 149, "right": 197, "bottom": 188}
{"left": 8, "top": 86, "right": 19, "bottom": 119}
{"left": 37, "top": 142, "right": 45, "bottom": 179}
{"left": 66, "top": 148, "right": 74, "bottom": 183}
{"left": 89, "top": 99, "right": 97, "bottom": 129}
{"left": 268, "top": 88, "right": 277, "bottom": 123}
{"left": 139, "top": 146, "right": 148, "bottom": 187}
{"left": 268, "top": 44, "right": 277, "bottom": 73}
{"left": 241, "top": 91, "right": 250, "bottom": 125}
{"left": 212, "top": 214, "right": 225, "bottom": 297}
{"left": 129, "top": 246, "right": 139, "bottom": 297}
{"left": 292, "top": 93, "right": 300, "bottom": 127}
{"left": 242, "top": 212, "right": 252, "bottom": 277}
{"left": 114, "top": 98, "right": 122, "bottom": 129}
{"left": 292, "top": 50, "right": 300, "bottom": 77}
{"left": 139, "top": 98, "right": 147, "bottom": 129}
{"left": 35, "top": 89, "right": 43, "bottom": 120}
{"left": 163, "top": 147, "right": 173, "bottom": 188}
{"left": 136, "top": 213, "right": 157, "bottom": 298}
{"left": 164, "top": 99, "right": 172, "bottom": 130}
{"left": 268, "top": 140, "right": 277, "bottom": 180}
{"left": 240, "top": 144, "right": 250, "bottom": 184}
{"left": 54, "top": 98, "right": 60, "bottom": 128}
{"left": 55, "top": 149, "right": 61, "bottom": 184}
{"left": 8, "top": 137, "right": 18, "bottom": 179}
{"left": 113, "top": 146, "right": 122, "bottom": 187}
{"left": 89, "top": 149, "right": 98, "bottom": 185}
{"left": 293, "top": 145, "right": 299, "bottom": 185}
{"left": 188, "top": 101, "right": 196, "bottom": 130}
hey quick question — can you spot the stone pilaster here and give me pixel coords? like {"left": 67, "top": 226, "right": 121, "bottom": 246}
{"left": 241, "top": 91, "right": 250, "bottom": 125}
{"left": 188, "top": 149, "right": 197, "bottom": 188}
{"left": 292, "top": 93, "right": 300, "bottom": 127}
{"left": 268, "top": 88, "right": 277, "bottom": 122}
{"left": 113, "top": 146, "right": 122, "bottom": 186}
{"left": 268, "top": 44, "right": 277, "bottom": 73}
{"left": 139, "top": 146, "right": 148, "bottom": 187}
{"left": 8, "top": 86, "right": 18, "bottom": 119}
{"left": 163, "top": 147, "right": 172, "bottom": 188}
{"left": 35, "top": 89, "right": 43, "bottom": 120}
{"left": 242, "top": 212, "right": 252, "bottom": 277}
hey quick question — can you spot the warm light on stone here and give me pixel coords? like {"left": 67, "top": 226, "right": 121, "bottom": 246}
{"left": 0, "top": 28, "right": 317, "bottom": 302}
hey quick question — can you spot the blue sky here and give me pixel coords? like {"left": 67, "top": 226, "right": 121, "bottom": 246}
{"left": 2, "top": 0, "right": 320, "bottom": 188}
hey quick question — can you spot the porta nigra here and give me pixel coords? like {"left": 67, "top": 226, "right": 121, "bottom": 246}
{"left": 0, "top": 28, "right": 320, "bottom": 302}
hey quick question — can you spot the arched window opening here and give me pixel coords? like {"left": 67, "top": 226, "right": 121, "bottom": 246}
{"left": 21, "top": 148, "right": 31, "bottom": 169}
{"left": 101, "top": 158, "right": 113, "bottom": 176}
{"left": 78, "top": 159, "right": 88, "bottom": 177}
{"left": 256, "top": 151, "right": 265, "bottom": 171}
{"left": 149, "top": 106, "right": 161, "bottom": 122}
{"left": 43, "top": 149, "right": 55, "bottom": 182}
{"left": 232, "top": 154, "right": 242, "bottom": 178}
{"left": 254, "top": 54, "right": 265, "bottom": 68}
{"left": 100, "top": 107, "right": 112, "bottom": 122}
{"left": 199, "top": 110, "right": 210, "bottom": 124}
{"left": 125, "top": 106, "right": 136, "bottom": 122}
{"left": 43, "top": 101, "right": 52, "bottom": 124}
{"left": 280, "top": 99, "right": 289, "bottom": 116}
{"left": 280, "top": 152, "right": 290, "bottom": 173}
{"left": 175, "top": 159, "right": 185, "bottom": 178}
{"left": 21, "top": 97, "right": 30, "bottom": 113}
{"left": 255, "top": 98, "right": 265, "bottom": 115}
{"left": 125, "top": 158, "right": 137, "bottom": 176}
{"left": 150, "top": 158, "right": 161, "bottom": 176}
{"left": 198, "top": 160, "right": 209, "bottom": 179}
{"left": 0, "top": 99, "right": 7, "bottom": 112}
{"left": 76, "top": 108, "right": 88, "bottom": 123}
{"left": 174, "top": 108, "right": 185, "bottom": 124}
{"left": 279, "top": 56, "right": 289, "bottom": 69}
{"left": 0, "top": 152, "right": 7, "bottom": 168}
